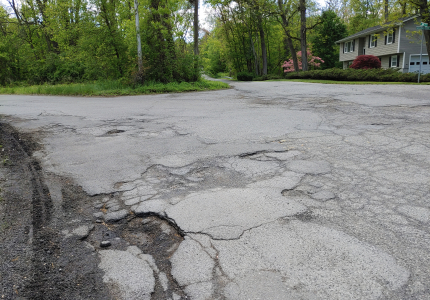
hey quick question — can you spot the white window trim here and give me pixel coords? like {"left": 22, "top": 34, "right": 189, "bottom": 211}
{"left": 344, "top": 41, "right": 354, "bottom": 53}
{"left": 387, "top": 32, "right": 393, "bottom": 44}
{"left": 370, "top": 34, "right": 377, "bottom": 48}
{"left": 391, "top": 55, "right": 397, "bottom": 67}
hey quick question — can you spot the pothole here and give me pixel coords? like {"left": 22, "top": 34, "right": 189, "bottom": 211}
{"left": 86, "top": 215, "right": 186, "bottom": 299}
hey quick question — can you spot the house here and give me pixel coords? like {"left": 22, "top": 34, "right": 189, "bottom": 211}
{"left": 336, "top": 16, "right": 429, "bottom": 74}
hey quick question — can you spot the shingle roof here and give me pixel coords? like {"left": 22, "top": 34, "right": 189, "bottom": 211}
{"left": 335, "top": 15, "right": 419, "bottom": 44}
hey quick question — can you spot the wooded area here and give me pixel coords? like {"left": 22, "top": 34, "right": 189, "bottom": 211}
{"left": 0, "top": 0, "right": 429, "bottom": 86}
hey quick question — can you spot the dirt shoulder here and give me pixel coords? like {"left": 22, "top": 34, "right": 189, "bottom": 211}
{"left": 0, "top": 123, "right": 109, "bottom": 300}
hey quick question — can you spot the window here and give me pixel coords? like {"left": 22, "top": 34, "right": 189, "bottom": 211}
{"left": 387, "top": 32, "right": 394, "bottom": 44}
{"left": 410, "top": 62, "right": 415, "bottom": 65}
{"left": 424, "top": 62, "right": 428, "bottom": 65}
{"left": 344, "top": 40, "right": 354, "bottom": 53}
{"left": 370, "top": 34, "right": 377, "bottom": 48}
{"left": 391, "top": 55, "right": 397, "bottom": 67}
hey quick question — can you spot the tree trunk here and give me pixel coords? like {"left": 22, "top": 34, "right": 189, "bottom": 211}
{"left": 300, "top": 0, "right": 308, "bottom": 71}
{"left": 286, "top": 36, "right": 299, "bottom": 72}
{"left": 134, "top": 0, "right": 142, "bottom": 73}
{"left": 100, "top": 0, "right": 123, "bottom": 75}
{"left": 250, "top": 34, "right": 259, "bottom": 76}
{"left": 193, "top": 0, "right": 199, "bottom": 55}
{"left": 277, "top": 0, "right": 299, "bottom": 72}
{"left": 258, "top": 22, "right": 267, "bottom": 75}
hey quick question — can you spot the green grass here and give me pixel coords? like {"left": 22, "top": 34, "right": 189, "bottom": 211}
{"left": 0, "top": 79, "right": 230, "bottom": 96}
{"left": 270, "top": 79, "right": 430, "bottom": 85}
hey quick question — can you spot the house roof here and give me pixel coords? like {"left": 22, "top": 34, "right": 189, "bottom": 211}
{"left": 335, "top": 15, "right": 420, "bottom": 44}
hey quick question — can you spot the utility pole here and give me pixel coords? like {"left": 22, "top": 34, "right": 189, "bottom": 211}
{"left": 134, "top": 0, "right": 143, "bottom": 73}
{"left": 416, "top": 22, "right": 430, "bottom": 83}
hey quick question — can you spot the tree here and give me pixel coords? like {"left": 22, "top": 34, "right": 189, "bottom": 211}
{"left": 311, "top": 10, "right": 347, "bottom": 69}
{"left": 409, "top": 0, "right": 430, "bottom": 57}
{"left": 277, "top": 0, "right": 300, "bottom": 73}
{"left": 191, "top": 0, "right": 199, "bottom": 55}
{"left": 299, "top": 0, "right": 308, "bottom": 71}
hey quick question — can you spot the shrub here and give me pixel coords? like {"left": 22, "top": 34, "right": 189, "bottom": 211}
{"left": 349, "top": 55, "right": 381, "bottom": 69}
{"left": 236, "top": 72, "right": 254, "bottom": 81}
{"left": 284, "top": 68, "right": 430, "bottom": 82}
{"left": 282, "top": 50, "right": 324, "bottom": 72}
{"left": 253, "top": 74, "right": 283, "bottom": 81}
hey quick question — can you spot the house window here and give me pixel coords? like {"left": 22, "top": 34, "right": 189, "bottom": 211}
{"left": 370, "top": 34, "right": 377, "bottom": 48}
{"left": 344, "top": 41, "right": 354, "bottom": 53}
{"left": 391, "top": 55, "right": 397, "bottom": 67}
{"left": 387, "top": 32, "right": 394, "bottom": 44}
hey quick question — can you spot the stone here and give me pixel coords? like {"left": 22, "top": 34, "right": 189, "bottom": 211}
{"left": 93, "top": 212, "right": 104, "bottom": 218}
{"left": 124, "top": 197, "right": 141, "bottom": 206}
{"left": 71, "top": 225, "right": 94, "bottom": 240}
{"left": 100, "top": 241, "right": 111, "bottom": 248}
{"left": 133, "top": 199, "right": 169, "bottom": 216}
{"left": 104, "top": 209, "right": 128, "bottom": 222}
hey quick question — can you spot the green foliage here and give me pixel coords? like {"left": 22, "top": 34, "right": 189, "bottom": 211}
{"left": 253, "top": 74, "right": 283, "bottom": 81}
{"left": 311, "top": 10, "right": 347, "bottom": 69}
{"left": 236, "top": 72, "right": 254, "bottom": 81}
{"left": 284, "top": 68, "right": 430, "bottom": 82}
{"left": 0, "top": 0, "right": 200, "bottom": 86}
{"left": 201, "top": 31, "right": 228, "bottom": 77}
{"left": 0, "top": 79, "right": 229, "bottom": 96}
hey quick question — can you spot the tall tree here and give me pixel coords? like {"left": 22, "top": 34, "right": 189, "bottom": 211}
{"left": 192, "top": 0, "right": 199, "bottom": 55}
{"left": 311, "top": 10, "right": 347, "bottom": 69}
{"left": 277, "top": 0, "right": 299, "bottom": 72}
{"left": 134, "top": 0, "right": 143, "bottom": 73}
{"left": 300, "top": 0, "right": 308, "bottom": 71}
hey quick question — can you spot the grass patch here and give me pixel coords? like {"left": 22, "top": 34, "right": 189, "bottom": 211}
{"left": 0, "top": 79, "right": 230, "bottom": 96}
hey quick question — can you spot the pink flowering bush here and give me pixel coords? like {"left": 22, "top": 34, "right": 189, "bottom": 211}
{"left": 282, "top": 50, "right": 324, "bottom": 72}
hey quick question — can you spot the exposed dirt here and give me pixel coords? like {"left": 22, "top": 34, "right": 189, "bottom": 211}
{"left": 0, "top": 122, "right": 186, "bottom": 300}
{"left": 0, "top": 123, "right": 111, "bottom": 299}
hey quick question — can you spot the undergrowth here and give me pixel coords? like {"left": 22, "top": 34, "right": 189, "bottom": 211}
{"left": 0, "top": 79, "right": 230, "bottom": 96}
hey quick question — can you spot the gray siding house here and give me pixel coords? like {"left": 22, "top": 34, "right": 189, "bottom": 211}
{"left": 336, "top": 16, "right": 429, "bottom": 74}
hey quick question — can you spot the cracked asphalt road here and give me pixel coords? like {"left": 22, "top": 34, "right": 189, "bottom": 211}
{"left": 1, "top": 81, "right": 430, "bottom": 299}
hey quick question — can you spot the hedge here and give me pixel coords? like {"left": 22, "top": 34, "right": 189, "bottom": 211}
{"left": 284, "top": 68, "right": 430, "bottom": 82}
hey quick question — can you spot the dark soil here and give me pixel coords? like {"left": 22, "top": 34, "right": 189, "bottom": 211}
{"left": 0, "top": 122, "right": 186, "bottom": 300}
{"left": 0, "top": 123, "right": 109, "bottom": 300}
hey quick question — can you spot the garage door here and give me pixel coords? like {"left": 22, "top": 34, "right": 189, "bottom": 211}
{"left": 409, "top": 54, "right": 430, "bottom": 74}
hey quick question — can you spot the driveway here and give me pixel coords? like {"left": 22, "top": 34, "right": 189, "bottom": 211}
{"left": 1, "top": 81, "right": 430, "bottom": 299}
